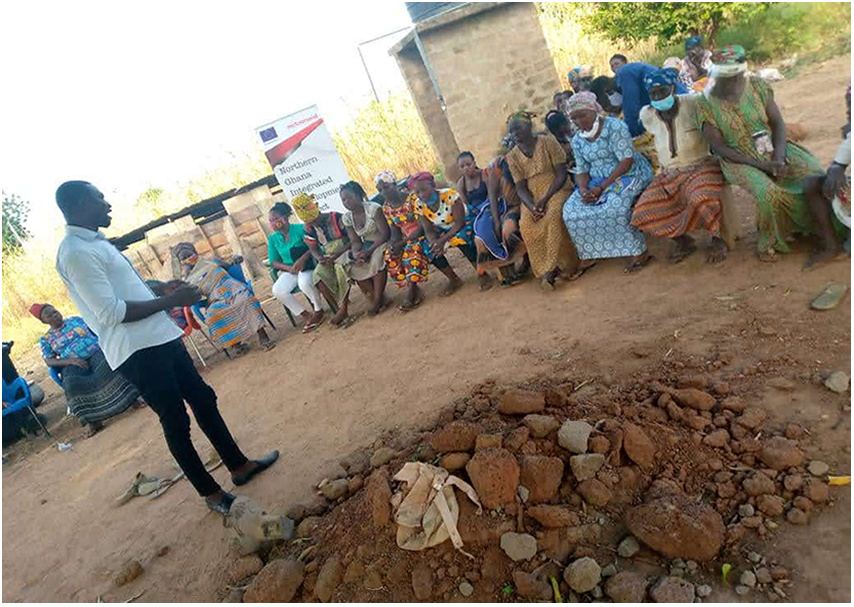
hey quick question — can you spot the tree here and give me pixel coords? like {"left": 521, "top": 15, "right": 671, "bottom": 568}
{"left": 581, "top": 2, "right": 771, "bottom": 47}
{"left": 2, "top": 192, "right": 31, "bottom": 255}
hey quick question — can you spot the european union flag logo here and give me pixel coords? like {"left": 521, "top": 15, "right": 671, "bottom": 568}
{"left": 259, "top": 126, "right": 278, "bottom": 143}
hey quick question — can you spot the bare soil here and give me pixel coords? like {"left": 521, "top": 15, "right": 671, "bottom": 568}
{"left": 2, "top": 56, "right": 851, "bottom": 602}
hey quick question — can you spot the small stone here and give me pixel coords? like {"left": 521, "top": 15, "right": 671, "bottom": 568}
{"left": 756, "top": 495, "right": 785, "bottom": 517}
{"left": 747, "top": 551, "right": 762, "bottom": 564}
{"left": 440, "top": 452, "right": 471, "bottom": 471}
{"left": 576, "top": 479, "right": 612, "bottom": 507}
{"left": 756, "top": 568, "right": 772, "bottom": 584}
{"left": 321, "top": 478, "right": 349, "bottom": 500}
{"left": 475, "top": 433, "right": 503, "bottom": 451}
{"left": 524, "top": 414, "right": 560, "bottom": 438}
{"left": 243, "top": 559, "right": 304, "bottom": 603}
{"left": 703, "top": 429, "right": 730, "bottom": 448}
{"left": 617, "top": 536, "right": 640, "bottom": 558}
{"left": 793, "top": 496, "right": 813, "bottom": 512}
{"left": 602, "top": 564, "right": 617, "bottom": 578}
{"left": 696, "top": 584, "right": 712, "bottom": 598}
{"left": 784, "top": 423, "right": 806, "bottom": 440}
{"left": 770, "top": 566, "right": 789, "bottom": 580}
{"left": 735, "top": 584, "right": 751, "bottom": 596}
{"left": 824, "top": 371, "right": 849, "bottom": 394}
{"left": 605, "top": 571, "right": 648, "bottom": 603}
{"left": 650, "top": 576, "right": 696, "bottom": 603}
{"left": 411, "top": 563, "right": 433, "bottom": 600}
{"left": 805, "top": 480, "right": 830, "bottom": 503}
{"left": 783, "top": 474, "right": 803, "bottom": 492}
{"left": 622, "top": 423, "right": 656, "bottom": 468}
{"left": 370, "top": 447, "right": 396, "bottom": 468}
{"left": 743, "top": 472, "right": 776, "bottom": 496}
{"left": 740, "top": 570, "right": 757, "bottom": 588}
{"left": 459, "top": 581, "right": 474, "bottom": 597}
{"left": 527, "top": 505, "right": 580, "bottom": 528}
{"left": 686, "top": 560, "right": 698, "bottom": 572}
{"left": 558, "top": 421, "right": 593, "bottom": 454}
{"left": 500, "top": 532, "right": 538, "bottom": 562}
{"left": 114, "top": 560, "right": 144, "bottom": 588}
{"left": 767, "top": 377, "right": 794, "bottom": 391}
{"left": 588, "top": 435, "right": 611, "bottom": 454}
{"left": 786, "top": 507, "right": 810, "bottom": 525}
{"left": 499, "top": 388, "right": 546, "bottom": 414}
{"left": 563, "top": 557, "right": 601, "bottom": 593}
{"left": 670, "top": 567, "right": 685, "bottom": 578}
{"left": 315, "top": 557, "right": 343, "bottom": 602}
{"left": 739, "top": 504, "right": 755, "bottom": 518}
{"left": 570, "top": 453, "right": 606, "bottom": 481}
{"left": 348, "top": 475, "right": 364, "bottom": 493}
{"left": 228, "top": 555, "right": 264, "bottom": 584}
{"left": 807, "top": 460, "right": 830, "bottom": 477}
{"left": 591, "top": 584, "right": 604, "bottom": 598}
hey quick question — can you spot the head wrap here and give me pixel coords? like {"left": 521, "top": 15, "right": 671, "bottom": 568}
{"left": 506, "top": 110, "right": 536, "bottom": 125}
{"left": 291, "top": 192, "right": 320, "bottom": 223}
{"left": 567, "top": 65, "right": 594, "bottom": 90}
{"left": 29, "top": 303, "right": 47, "bottom": 321}
{"left": 565, "top": 91, "right": 603, "bottom": 115}
{"left": 407, "top": 172, "right": 435, "bottom": 190}
{"left": 643, "top": 67, "right": 680, "bottom": 93}
{"left": 685, "top": 35, "right": 703, "bottom": 51}
{"left": 173, "top": 242, "right": 197, "bottom": 259}
{"left": 663, "top": 57, "right": 682, "bottom": 71}
{"left": 711, "top": 45, "right": 747, "bottom": 78}
{"left": 374, "top": 170, "right": 397, "bottom": 187}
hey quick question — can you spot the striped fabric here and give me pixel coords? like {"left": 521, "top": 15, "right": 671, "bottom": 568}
{"left": 61, "top": 348, "right": 139, "bottom": 424}
{"left": 631, "top": 160, "right": 724, "bottom": 238}
{"left": 193, "top": 263, "right": 265, "bottom": 349}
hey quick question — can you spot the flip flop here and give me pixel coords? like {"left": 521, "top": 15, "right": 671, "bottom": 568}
{"left": 399, "top": 296, "right": 423, "bottom": 313}
{"left": 262, "top": 340, "right": 277, "bottom": 351}
{"left": 811, "top": 283, "right": 849, "bottom": 311}
{"left": 302, "top": 317, "right": 326, "bottom": 334}
{"left": 334, "top": 315, "right": 357, "bottom": 329}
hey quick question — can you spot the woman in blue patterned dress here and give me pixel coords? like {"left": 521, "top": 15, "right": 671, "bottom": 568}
{"left": 562, "top": 92, "right": 654, "bottom": 273}
{"left": 33, "top": 303, "right": 141, "bottom": 436}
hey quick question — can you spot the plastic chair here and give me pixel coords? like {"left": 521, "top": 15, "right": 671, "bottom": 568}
{"left": 49, "top": 367, "right": 63, "bottom": 387}
{"left": 179, "top": 307, "right": 215, "bottom": 367}
{"left": 2, "top": 377, "right": 51, "bottom": 438}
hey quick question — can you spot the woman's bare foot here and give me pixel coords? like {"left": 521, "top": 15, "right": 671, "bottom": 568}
{"left": 625, "top": 251, "right": 653, "bottom": 273}
{"left": 330, "top": 307, "right": 349, "bottom": 326}
{"left": 668, "top": 235, "right": 697, "bottom": 263}
{"left": 707, "top": 236, "right": 728, "bottom": 264}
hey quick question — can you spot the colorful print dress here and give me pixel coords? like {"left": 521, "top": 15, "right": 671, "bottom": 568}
{"left": 413, "top": 187, "right": 475, "bottom": 248}
{"left": 383, "top": 193, "right": 430, "bottom": 287}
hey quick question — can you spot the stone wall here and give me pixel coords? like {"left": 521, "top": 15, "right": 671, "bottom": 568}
{"left": 392, "top": 3, "right": 560, "bottom": 182}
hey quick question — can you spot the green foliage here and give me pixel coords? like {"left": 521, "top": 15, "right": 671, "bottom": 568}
{"left": 134, "top": 186, "right": 168, "bottom": 218}
{"left": 501, "top": 582, "right": 515, "bottom": 596}
{"left": 582, "top": 2, "right": 771, "bottom": 47}
{"left": 2, "top": 192, "right": 31, "bottom": 255}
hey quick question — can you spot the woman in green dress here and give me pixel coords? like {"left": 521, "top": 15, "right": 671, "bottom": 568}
{"left": 696, "top": 45, "right": 828, "bottom": 262}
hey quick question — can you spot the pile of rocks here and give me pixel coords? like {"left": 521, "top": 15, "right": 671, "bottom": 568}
{"left": 217, "top": 374, "right": 837, "bottom": 603}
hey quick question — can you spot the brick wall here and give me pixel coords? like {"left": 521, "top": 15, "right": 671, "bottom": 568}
{"left": 393, "top": 3, "right": 560, "bottom": 181}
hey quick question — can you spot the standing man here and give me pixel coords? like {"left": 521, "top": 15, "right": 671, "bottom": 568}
{"left": 54, "top": 181, "right": 278, "bottom": 515}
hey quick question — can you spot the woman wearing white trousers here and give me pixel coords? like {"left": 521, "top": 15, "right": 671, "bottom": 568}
{"left": 267, "top": 202, "right": 325, "bottom": 333}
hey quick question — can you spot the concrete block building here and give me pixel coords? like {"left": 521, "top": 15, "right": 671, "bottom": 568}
{"left": 391, "top": 2, "right": 560, "bottom": 181}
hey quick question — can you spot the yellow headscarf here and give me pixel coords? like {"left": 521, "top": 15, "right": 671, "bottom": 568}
{"left": 291, "top": 192, "right": 320, "bottom": 223}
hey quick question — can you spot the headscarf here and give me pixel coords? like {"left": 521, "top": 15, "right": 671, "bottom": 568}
{"left": 568, "top": 65, "right": 594, "bottom": 91}
{"left": 407, "top": 171, "right": 435, "bottom": 190}
{"left": 506, "top": 110, "right": 536, "bottom": 125}
{"left": 642, "top": 67, "right": 680, "bottom": 93}
{"left": 564, "top": 91, "right": 603, "bottom": 115}
{"left": 291, "top": 192, "right": 320, "bottom": 223}
{"left": 173, "top": 242, "right": 197, "bottom": 259}
{"left": 711, "top": 45, "right": 747, "bottom": 78}
{"left": 29, "top": 303, "right": 47, "bottom": 321}
{"left": 374, "top": 170, "right": 397, "bottom": 187}
{"left": 685, "top": 35, "right": 703, "bottom": 51}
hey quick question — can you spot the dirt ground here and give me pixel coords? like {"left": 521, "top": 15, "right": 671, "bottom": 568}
{"left": 2, "top": 56, "right": 851, "bottom": 603}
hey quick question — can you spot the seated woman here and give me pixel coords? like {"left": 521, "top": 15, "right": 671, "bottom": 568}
{"left": 588, "top": 76, "right": 624, "bottom": 117}
{"left": 458, "top": 151, "right": 526, "bottom": 288}
{"left": 545, "top": 110, "right": 576, "bottom": 165}
{"left": 696, "top": 45, "right": 831, "bottom": 262}
{"left": 174, "top": 242, "right": 274, "bottom": 355}
{"left": 339, "top": 181, "right": 391, "bottom": 315}
{"left": 567, "top": 65, "right": 595, "bottom": 95}
{"left": 681, "top": 36, "right": 713, "bottom": 93}
{"left": 291, "top": 192, "right": 353, "bottom": 327}
{"left": 562, "top": 92, "right": 654, "bottom": 273}
{"left": 505, "top": 111, "right": 579, "bottom": 290}
{"left": 33, "top": 303, "right": 141, "bottom": 437}
{"left": 410, "top": 171, "right": 478, "bottom": 297}
{"left": 804, "top": 86, "right": 851, "bottom": 267}
{"left": 267, "top": 202, "right": 326, "bottom": 333}
{"left": 630, "top": 68, "right": 728, "bottom": 263}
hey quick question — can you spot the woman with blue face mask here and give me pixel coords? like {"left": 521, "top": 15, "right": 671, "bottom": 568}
{"left": 562, "top": 92, "right": 654, "bottom": 274}
{"left": 630, "top": 67, "right": 728, "bottom": 264}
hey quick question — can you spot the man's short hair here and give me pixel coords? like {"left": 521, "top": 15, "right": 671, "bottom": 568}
{"left": 610, "top": 54, "right": 628, "bottom": 63}
{"left": 55, "top": 180, "right": 93, "bottom": 215}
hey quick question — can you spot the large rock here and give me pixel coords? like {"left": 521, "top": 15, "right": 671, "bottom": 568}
{"left": 498, "top": 389, "right": 545, "bottom": 414}
{"left": 563, "top": 557, "right": 601, "bottom": 593}
{"left": 411, "top": 562, "right": 433, "bottom": 600}
{"left": 622, "top": 424, "right": 655, "bottom": 468}
{"left": 523, "top": 414, "right": 560, "bottom": 438}
{"left": 558, "top": 421, "right": 592, "bottom": 454}
{"left": 500, "top": 532, "right": 538, "bottom": 562}
{"left": 625, "top": 493, "right": 725, "bottom": 562}
{"left": 520, "top": 456, "right": 564, "bottom": 503}
{"left": 742, "top": 472, "right": 776, "bottom": 496}
{"left": 825, "top": 371, "right": 849, "bottom": 394}
{"left": 243, "top": 559, "right": 304, "bottom": 603}
{"left": 649, "top": 576, "right": 695, "bottom": 603}
{"left": 315, "top": 557, "right": 343, "bottom": 603}
{"left": 512, "top": 570, "right": 553, "bottom": 601}
{"left": 760, "top": 437, "right": 803, "bottom": 470}
{"left": 527, "top": 505, "right": 580, "bottom": 528}
{"left": 570, "top": 454, "right": 606, "bottom": 481}
{"left": 440, "top": 452, "right": 471, "bottom": 471}
{"left": 466, "top": 448, "right": 520, "bottom": 509}
{"left": 365, "top": 469, "right": 392, "bottom": 527}
{"left": 605, "top": 571, "right": 649, "bottom": 603}
{"left": 577, "top": 479, "right": 612, "bottom": 507}
{"left": 430, "top": 421, "right": 481, "bottom": 452}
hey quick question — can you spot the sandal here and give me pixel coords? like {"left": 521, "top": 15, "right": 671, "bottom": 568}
{"left": 334, "top": 315, "right": 357, "bottom": 329}
{"left": 625, "top": 254, "right": 654, "bottom": 274}
{"left": 261, "top": 340, "right": 277, "bottom": 351}
{"left": 811, "top": 283, "right": 849, "bottom": 311}
{"left": 399, "top": 296, "right": 423, "bottom": 313}
{"left": 568, "top": 261, "right": 597, "bottom": 281}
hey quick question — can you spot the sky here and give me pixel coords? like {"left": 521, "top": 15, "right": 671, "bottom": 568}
{"left": 0, "top": 1, "right": 414, "bottom": 237}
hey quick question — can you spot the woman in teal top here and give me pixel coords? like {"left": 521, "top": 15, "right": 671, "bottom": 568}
{"left": 267, "top": 202, "right": 326, "bottom": 333}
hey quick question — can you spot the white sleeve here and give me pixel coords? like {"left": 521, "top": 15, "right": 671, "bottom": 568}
{"left": 834, "top": 132, "right": 851, "bottom": 166}
{"left": 61, "top": 248, "right": 128, "bottom": 327}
